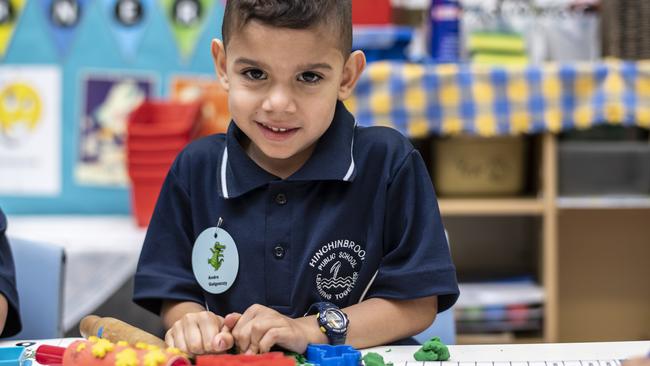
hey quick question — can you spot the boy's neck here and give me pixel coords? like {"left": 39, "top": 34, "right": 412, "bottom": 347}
{"left": 243, "top": 138, "right": 317, "bottom": 180}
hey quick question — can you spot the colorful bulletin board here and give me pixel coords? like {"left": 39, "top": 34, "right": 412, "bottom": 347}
{"left": 0, "top": 0, "right": 225, "bottom": 214}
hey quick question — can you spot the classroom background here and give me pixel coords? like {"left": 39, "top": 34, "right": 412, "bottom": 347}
{"left": 0, "top": 0, "right": 648, "bottom": 345}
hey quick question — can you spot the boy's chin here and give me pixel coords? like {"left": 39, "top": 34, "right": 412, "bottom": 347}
{"left": 260, "top": 148, "right": 300, "bottom": 161}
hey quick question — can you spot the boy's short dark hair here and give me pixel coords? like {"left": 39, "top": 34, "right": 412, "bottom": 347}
{"left": 222, "top": 0, "right": 352, "bottom": 57}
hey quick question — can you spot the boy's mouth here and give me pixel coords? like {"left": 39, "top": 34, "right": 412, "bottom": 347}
{"left": 256, "top": 121, "right": 299, "bottom": 140}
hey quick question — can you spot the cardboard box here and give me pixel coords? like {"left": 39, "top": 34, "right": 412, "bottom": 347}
{"left": 433, "top": 136, "right": 526, "bottom": 196}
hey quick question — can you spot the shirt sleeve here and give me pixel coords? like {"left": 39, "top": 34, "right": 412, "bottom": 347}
{"left": 364, "top": 150, "right": 459, "bottom": 313}
{"left": 133, "top": 162, "right": 204, "bottom": 315}
{"left": 0, "top": 209, "right": 22, "bottom": 338}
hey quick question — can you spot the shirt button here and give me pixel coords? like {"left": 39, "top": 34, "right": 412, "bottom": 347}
{"left": 273, "top": 245, "right": 285, "bottom": 259}
{"left": 275, "top": 193, "right": 287, "bottom": 205}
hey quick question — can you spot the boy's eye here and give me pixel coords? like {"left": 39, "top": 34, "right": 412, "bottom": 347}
{"left": 243, "top": 69, "right": 267, "bottom": 80}
{"left": 298, "top": 72, "right": 322, "bottom": 84}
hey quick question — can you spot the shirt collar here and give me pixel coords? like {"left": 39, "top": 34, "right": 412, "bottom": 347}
{"left": 218, "top": 101, "right": 357, "bottom": 199}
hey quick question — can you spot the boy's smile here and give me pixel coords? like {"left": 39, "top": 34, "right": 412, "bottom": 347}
{"left": 212, "top": 20, "right": 365, "bottom": 179}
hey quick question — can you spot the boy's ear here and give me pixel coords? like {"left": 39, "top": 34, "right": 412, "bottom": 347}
{"left": 338, "top": 50, "right": 366, "bottom": 100}
{"left": 211, "top": 39, "right": 229, "bottom": 91}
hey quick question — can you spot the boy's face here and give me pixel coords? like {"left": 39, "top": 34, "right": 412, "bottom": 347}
{"left": 212, "top": 21, "right": 365, "bottom": 174}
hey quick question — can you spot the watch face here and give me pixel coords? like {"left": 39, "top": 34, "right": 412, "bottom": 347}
{"left": 324, "top": 309, "right": 346, "bottom": 330}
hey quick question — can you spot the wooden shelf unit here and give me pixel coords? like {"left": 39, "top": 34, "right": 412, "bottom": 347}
{"left": 439, "top": 198, "right": 545, "bottom": 216}
{"left": 432, "top": 132, "right": 650, "bottom": 344}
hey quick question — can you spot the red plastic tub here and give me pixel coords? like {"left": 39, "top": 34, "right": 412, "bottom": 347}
{"left": 128, "top": 101, "right": 201, "bottom": 138}
{"left": 129, "top": 172, "right": 166, "bottom": 227}
{"left": 352, "top": 0, "right": 391, "bottom": 25}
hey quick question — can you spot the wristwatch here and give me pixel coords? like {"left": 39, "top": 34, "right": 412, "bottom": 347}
{"left": 307, "top": 302, "right": 349, "bottom": 345}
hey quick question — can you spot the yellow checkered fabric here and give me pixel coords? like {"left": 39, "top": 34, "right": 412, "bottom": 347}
{"left": 346, "top": 60, "right": 650, "bottom": 137}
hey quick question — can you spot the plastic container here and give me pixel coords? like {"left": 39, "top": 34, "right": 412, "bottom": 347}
{"left": 128, "top": 162, "right": 172, "bottom": 177}
{"left": 196, "top": 352, "right": 295, "bottom": 366}
{"left": 127, "top": 135, "right": 189, "bottom": 151}
{"left": 129, "top": 172, "right": 166, "bottom": 227}
{"left": 127, "top": 150, "right": 179, "bottom": 166}
{"left": 0, "top": 347, "right": 25, "bottom": 366}
{"left": 305, "top": 344, "right": 361, "bottom": 366}
{"left": 559, "top": 141, "right": 650, "bottom": 196}
{"left": 429, "top": 0, "right": 461, "bottom": 63}
{"left": 128, "top": 101, "right": 201, "bottom": 138}
{"left": 353, "top": 26, "right": 413, "bottom": 62}
{"left": 352, "top": 0, "right": 391, "bottom": 25}
{"left": 432, "top": 136, "right": 526, "bottom": 197}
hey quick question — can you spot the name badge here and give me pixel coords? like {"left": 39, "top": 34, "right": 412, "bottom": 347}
{"left": 192, "top": 226, "right": 239, "bottom": 294}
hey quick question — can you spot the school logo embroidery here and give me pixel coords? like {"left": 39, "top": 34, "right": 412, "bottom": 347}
{"left": 309, "top": 239, "right": 366, "bottom": 302}
{"left": 208, "top": 241, "right": 226, "bottom": 271}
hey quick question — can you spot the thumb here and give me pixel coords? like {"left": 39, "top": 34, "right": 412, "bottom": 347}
{"left": 223, "top": 312, "right": 242, "bottom": 330}
{"left": 213, "top": 325, "right": 234, "bottom": 353}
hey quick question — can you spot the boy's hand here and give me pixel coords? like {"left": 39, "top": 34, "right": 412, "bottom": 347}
{"left": 164, "top": 310, "right": 235, "bottom": 356}
{"left": 225, "top": 304, "right": 312, "bottom": 354}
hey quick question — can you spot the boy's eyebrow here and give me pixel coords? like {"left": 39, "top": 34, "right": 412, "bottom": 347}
{"left": 234, "top": 57, "right": 267, "bottom": 68}
{"left": 298, "top": 63, "right": 333, "bottom": 71}
{"left": 234, "top": 58, "right": 332, "bottom": 71}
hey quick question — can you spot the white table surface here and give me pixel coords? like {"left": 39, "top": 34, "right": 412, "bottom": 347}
{"left": 0, "top": 340, "right": 648, "bottom": 365}
{"left": 364, "top": 341, "right": 650, "bottom": 363}
{"left": 6, "top": 215, "right": 146, "bottom": 331}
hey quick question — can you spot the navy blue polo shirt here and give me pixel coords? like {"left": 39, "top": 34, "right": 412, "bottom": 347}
{"left": 0, "top": 208, "right": 22, "bottom": 338}
{"left": 134, "top": 101, "right": 459, "bottom": 323}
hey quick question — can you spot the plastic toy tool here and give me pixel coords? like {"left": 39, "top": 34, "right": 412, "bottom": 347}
{"left": 35, "top": 339, "right": 190, "bottom": 366}
{"left": 196, "top": 352, "right": 295, "bottom": 366}
{"left": 0, "top": 347, "right": 26, "bottom": 366}
{"left": 305, "top": 344, "right": 362, "bottom": 366}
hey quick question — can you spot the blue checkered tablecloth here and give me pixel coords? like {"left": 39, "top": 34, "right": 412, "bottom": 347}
{"left": 346, "top": 60, "right": 650, "bottom": 137}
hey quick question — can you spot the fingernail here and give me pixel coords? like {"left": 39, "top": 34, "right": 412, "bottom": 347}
{"left": 245, "top": 350, "right": 254, "bottom": 355}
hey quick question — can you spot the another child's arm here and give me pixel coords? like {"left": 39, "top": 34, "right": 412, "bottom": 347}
{"left": 226, "top": 295, "right": 437, "bottom": 354}
{"left": 0, "top": 294, "right": 8, "bottom": 335}
{"left": 162, "top": 300, "right": 234, "bottom": 355}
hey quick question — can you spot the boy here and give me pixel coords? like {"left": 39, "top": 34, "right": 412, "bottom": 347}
{"left": 0, "top": 207, "right": 22, "bottom": 337}
{"left": 134, "top": 0, "right": 458, "bottom": 355}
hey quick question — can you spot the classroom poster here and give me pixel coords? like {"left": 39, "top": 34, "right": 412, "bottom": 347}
{"left": 0, "top": 66, "right": 61, "bottom": 195}
{"left": 170, "top": 74, "right": 230, "bottom": 137}
{"left": 75, "top": 72, "right": 154, "bottom": 186}
{"left": 160, "top": 0, "right": 214, "bottom": 61}
{"left": 40, "top": 0, "right": 88, "bottom": 58}
{"left": 102, "top": 0, "right": 152, "bottom": 61}
{"left": 0, "top": 0, "right": 26, "bottom": 58}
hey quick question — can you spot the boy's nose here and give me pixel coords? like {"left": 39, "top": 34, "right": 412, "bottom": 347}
{"left": 261, "top": 85, "right": 297, "bottom": 114}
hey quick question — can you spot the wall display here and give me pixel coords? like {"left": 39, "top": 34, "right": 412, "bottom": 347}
{"left": 0, "top": 66, "right": 61, "bottom": 195}
{"left": 75, "top": 72, "right": 155, "bottom": 186}
{"left": 102, "top": 0, "right": 152, "bottom": 61}
{"left": 160, "top": 0, "right": 214, "bottom": 61}
{"left": 0, "top": 0, "right": 224, "bottom": 213}
{"left": 170, "top": 74, "right": 229, "bottom": 137}
{"left": 0, "top": 0, "right": 25, "bottom": 58}
{"left": 40, "top": 0, "right": 87, "bottom": 58}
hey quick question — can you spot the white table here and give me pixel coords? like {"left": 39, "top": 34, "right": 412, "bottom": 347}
{"left": 363, "top": 341, "right": 650, "bottom": 363}
{"left": 0, "top": 340, "right": 648, "bottom": 366}
{"left": 6, "top": 215, "right": 146, "bottom": 332}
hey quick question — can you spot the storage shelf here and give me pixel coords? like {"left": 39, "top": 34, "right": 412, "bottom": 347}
{"left": 439, "top": 198, "right": 545, "bottom": 216}
{"left": 557, "top": 196, "right": 650, "bottom": 209}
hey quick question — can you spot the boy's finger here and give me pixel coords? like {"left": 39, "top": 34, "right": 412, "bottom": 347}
{"left": 164, "top": 329, "right": 175, "bottom": 348}
{"left": 212, "top": 326, "right": 235, "bottom": 352}
{"left": 258, "top": 327, "right": 282, "bottom": 354}
{"left": 198, "top": 316, "right": 220, "bottom": 353}
{"left": 172, "top": 324, "right": 189, "bottom": 355}
{"left": 183, "top": 318, "right": 206, "bottom": 355}
{"left": 223, "top": 312, "right": 242, "bottom": 330}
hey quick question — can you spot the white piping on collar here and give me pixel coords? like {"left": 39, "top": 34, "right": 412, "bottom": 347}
{"left": 220, "top": 146, "right": 229, "bottom": 199}
{"left": 342, "top": 122, "right": 356, "bottom": 181}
